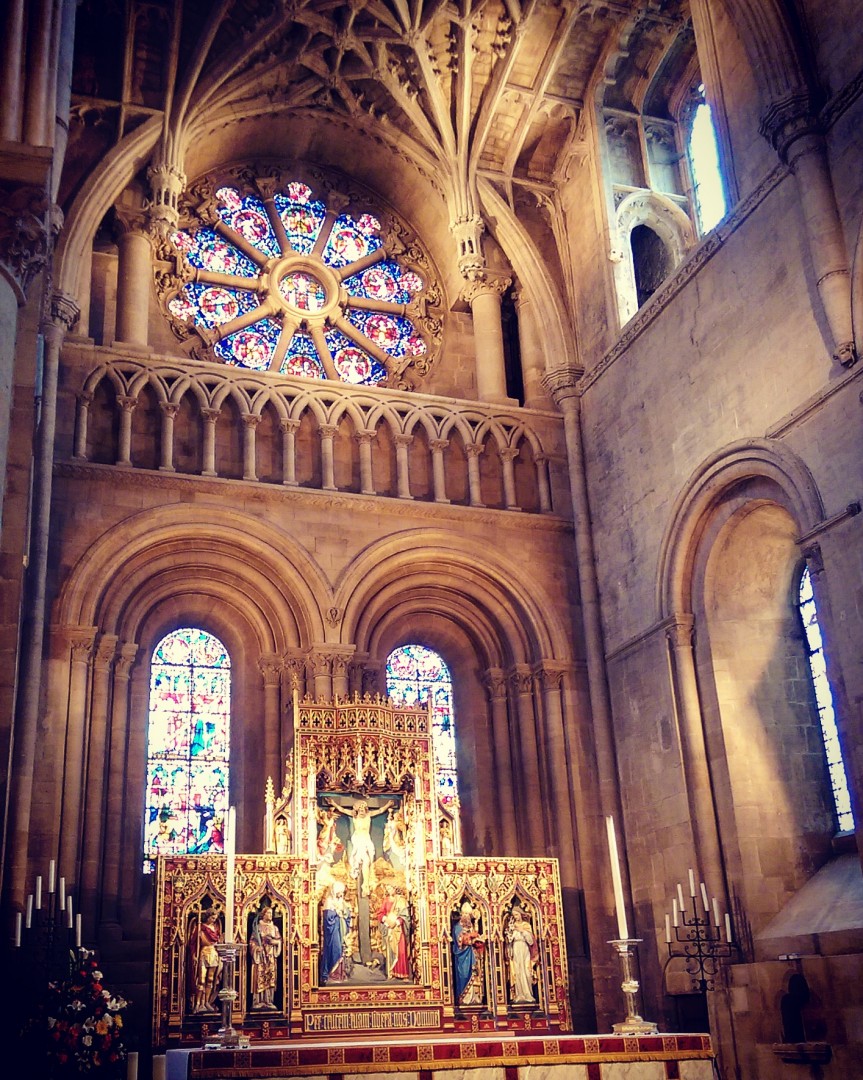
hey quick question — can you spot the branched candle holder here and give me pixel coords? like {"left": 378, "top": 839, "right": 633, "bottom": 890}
{"left": 666, "top": 873, "right": 737, "bottom": 992}
{"left": 214, "top": 942, "right": 240, "bottom": 1048}
{"left": 608, "top": 938, "right": 659, "bottom": 1034}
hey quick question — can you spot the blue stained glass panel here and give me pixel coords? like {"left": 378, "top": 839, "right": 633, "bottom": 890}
{"left": 386, "top": 644, "right": 458, "bottom": 802}
{"left": 169, "top": 282, "right": 259, "bottom": 328}
{"left": 322, "top": 214, "right": 383, "bottom": 268}
{"left": 144, "top": 628, "right": 231, "bottom": 872}
{"left": 172, "top": 228, "right": 259, "bottom": 277}
{"left": 274, "top": 194, "right": 326, "bottom": 255}
{"left": 325, "top": 327, "right": 387, "bottom": 385}
{"left": 219, "top": 194, "right": 280, "bottom": 257}
{"left": 343, "top": 260, "right": 423, "bottom": 304}
{"left": 215, "top": 316, "right": 282, "bottom": 370}
{"left": 346, "top": 309, "right": 426, "bottom": 359}
{"left": 282, "top": 332, "right": 326, "bottom": 379}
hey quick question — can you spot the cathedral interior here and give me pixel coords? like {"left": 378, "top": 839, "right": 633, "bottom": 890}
{"left": 2, "top": 0, "right": 862, "bottom": 1077}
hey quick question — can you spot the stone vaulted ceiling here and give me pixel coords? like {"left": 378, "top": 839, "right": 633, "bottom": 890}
{"left": 68, "top": 0, "right": 692, "bottom": 209}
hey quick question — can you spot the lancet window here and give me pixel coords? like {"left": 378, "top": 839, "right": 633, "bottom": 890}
{"left": 143, "top": 628, "right": 232, "bottom": 872}
{"left": 798, "top": 567, "right": 854, "bottom": 832}
{"left": 685, "top": 85, "right": 727, "bottom": 234}
{"left": 162, "top": 177, "right": 438, "bottom": 388}
{"left": 385, "top": 645, "right": 458, "bottom": 807}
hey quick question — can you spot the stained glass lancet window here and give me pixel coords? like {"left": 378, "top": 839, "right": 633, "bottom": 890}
{"left": 166, "top": 180, "right": 428, "bottom": 385}
{"left": 143, "top": 628, "right": 231, "bottom": 872}
{"left": 385, "top": 645, "right": 458, "bottom": 807}
{"left": 798, "top": 567, "right": 854, "bottom": 832}
{"left": 687, "top": 85, "right": 727, "bottom": 234}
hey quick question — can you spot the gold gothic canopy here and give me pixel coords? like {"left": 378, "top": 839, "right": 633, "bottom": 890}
{"left": 153, "top": 694, "right": 570, "bottom": 1045}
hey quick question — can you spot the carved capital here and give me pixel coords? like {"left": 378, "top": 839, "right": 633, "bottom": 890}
{"left": 483, "top": 668, "right": 507, "bottom": 700}
{"left": 280, "top": 418, "right": 300, "bottom": 434}
{"left": 542, "top": 365, "right": 585, "bottom": 406}
{"left": 65, "top": 626, "right": 98, "bottom": 664}
{"left": 461, "top": 272, "right": 512, "bottom": 305}
{"left": 802, "top": 543, "right": 824, "bottom": 575}
{"left": 319, "top": 424, "right": 338, "bottom": 439}
{"left": 146, "top": 161, "right": 187, "bottom": 238}
{"left": 664, "top": 613, "right": 695, "bottom": 649}
{"left": 394, "top": 433, "right": 414, "bottom": 448}
{"left": 113, "top": 204, "right": 149, "bottom": 241}
{"left": 114, "top": 642, "right": 139, "bottom": 680}
{"left": 429, "top": 439, "right": 449, "bottom": 453}
{"left": 160, "top": 401, "right": 180, "bottom": 419}
{"left": 117, "top": 395, "right": 137, "bottom": 413}
{"left": 0, "top": 181, "right": 51, "bottom": 303}
{"left": 283, "top": 655, "right": 305, "bottom": 690}
{"left": 354, "top": 429, "right": 376, "bottom": 445}
{"left": 242, "top": 412, "right": 262, "bottom": 428}
{"left": 49, "top": 290, "right": 80, "bottom": 332}
{"left": 259, "top": 654, "right": 282, "bottom": 687}
{"left": 534, "top": 662, "right": 565, "bottom": 691}
{"left": 498, "top": 446, "right": 519, "bottom": 462}
{"left": 201, "top": 407, "right": 220, "bottom": 424}
{"left": 465, "top": 442, "right": 484, "bottom": 458}
{"left": 759, "top": 91, "right": 820, "bottom": 162}
{"left": 509, "top": 664, "right": 534, "bottom": 695}
{"left": 93, "top": 634, "right": 119, "bottom": 673}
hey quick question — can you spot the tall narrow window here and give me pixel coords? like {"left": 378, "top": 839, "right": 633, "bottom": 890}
{"left": 687, "top": 85, "right": 727, "bottom": 234}
{"left": 385, "top": 644, "right": 458, "bottom": 807}
{"left": 798, "top": 568, "right": 854, "bottom": 832}
{"left": 143, "top": 627, "right": 231, "bottom": 872}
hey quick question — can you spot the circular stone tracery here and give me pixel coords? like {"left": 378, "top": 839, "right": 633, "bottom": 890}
{"left": 162, "top": 177, "right": 434, "bottom": 387}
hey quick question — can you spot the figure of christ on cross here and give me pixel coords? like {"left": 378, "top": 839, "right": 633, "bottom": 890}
{"left": 324, "top": 797, "right": 395, "bottom": 899}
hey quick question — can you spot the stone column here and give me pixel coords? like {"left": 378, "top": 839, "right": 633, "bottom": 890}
{"left": 465, "top": 443, "right": 485, "bottom": 507}
{"left": 201, "top": 408, "right": 219, "bottom": 475}
{"left": 101, "top": 642, "right": 138, "bottom": 924}
{"left": 394, "top": 434, "right": 413, "bottom": 499}
{"left": 113, "top": 210, "right": 151, "bottom": 348}
{"left": 499, "top": 446, "right": 520, "bottom": 510}
{"left": 331, "top": 649, "right": 355, "bottom": 699}
{"left": 534, "top": 663, "right": 578, "bottom": 882}
{"left": 259, "top": 656, "right": 282, "bottom": 795}
{"left": 356, "top": 429, "right": 376, "bottom": 494}
{"left": 4, "top": 291, "right": 78, "bottom": 904}
{"left": 59, "top": 628, "right": 98, "bottom": 876}
{"left": 484, "top": 670, "right": 518, "bottom": 852}
{"left": 429, "top": 439, "right": 450, "bottom": 503}
{"left": 513, "top": 291, "right": 551, "bottom": 409}
{"left": 159, "top": 401, "right": 179, "bottom": 471}
{"left": 0, "top": 180, "right": 50, "bottom": 540}
{"left": 242, "top": 412, "right": 260, "bottom": 481}
{"left": 664, "top": 615, "right": 726, "bottom": 895}
{"left": 535, "top": 453, "right": 553, "bottom": 513}
{"left": 308, "top": 649, "right": 333, "bottom": 700}
{"left": 73, "top": 390, "right": 93, "bottom": 460}
{"left": 761, "top": 96, "right": 857, "bottom": 367}
{"left": 462, "top": 274, "right": 513, "bottom": 403}
{"left": 80, "top": 635, "right": 118, "bottom": 925}
{"left": 116, "top": 395, "right": 136, "bottom": 466}
{"left": 281, "top": 418, "right": 299, "bottom": 486}
{"left": 509, "top": 665, "right": 547, "bottom": 852}
{"left": 319, "top": 425, "right": 337, "bottom": 491}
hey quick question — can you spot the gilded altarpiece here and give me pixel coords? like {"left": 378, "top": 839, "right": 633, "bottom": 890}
{"left": 153, "top": 696, "right": 570, "bottom": 1047}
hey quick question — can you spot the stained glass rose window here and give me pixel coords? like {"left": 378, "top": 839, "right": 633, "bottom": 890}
{"left": 164, "top": 180, "right": 432, "bottom": 387}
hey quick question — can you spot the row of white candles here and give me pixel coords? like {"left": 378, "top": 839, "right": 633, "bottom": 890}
{"left": 666, "top": 868, "right": 734, "bottom": 943}
{"left": 605, "top": 816, "right": 733, "bottom": 944}
{"left": 15, "top": 859, "right": 83, "bottom": 948}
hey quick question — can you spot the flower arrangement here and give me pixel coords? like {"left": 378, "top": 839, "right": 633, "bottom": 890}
{"left": 39, "top": 948, "right": 129, "bottom": 1076}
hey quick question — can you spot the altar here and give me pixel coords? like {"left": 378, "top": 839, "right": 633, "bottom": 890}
{"left": 153, "top": 694, "right": 570, "bottom": 1047}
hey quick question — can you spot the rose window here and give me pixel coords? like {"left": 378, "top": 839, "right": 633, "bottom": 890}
{"left": 164, "top": 180, "right": 433, "bottom": 387}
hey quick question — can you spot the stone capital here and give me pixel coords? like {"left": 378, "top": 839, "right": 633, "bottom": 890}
{"left": 394, "top": 433, "right": 414, "bottom": 448}
{"left": 429, "top": 439, "right": 449, "bottom": 453}
{"left": 64, "top": 626, "right": 98, "bottom": 663}
{"left": 759, "top": 91, "right": 820, "bottom": 162}
{"left": 280, "top": 418, "right": 300, "bottom": 434}
{"left": 461, "top": 272, "right": 512, "bottom": 306}
{"left": 117, "top": 395, "right": 138, "bottom": 412}
{"left": 664, "top": 613, "right": 695, "bottom": 649}
{"left": 113, "top": 204, "right": 150, "bottom": 241}
{"left": 160, "top": 401, "right": 180, "bottom": 419}
{"left": 201, "top": 407, "right": 220, "bottom": 424}
{"left": 93, "top": 634, "right": 120, "bottom": 673}
{"left": 49, "top": 290, "right": 80, "bottom": 332}
{"left": 258, "top": 654, "right": 282, "bottom": 687}
{"left": 114, "top": 642, "right": 139, "bottom": 680}
{"left": 483, "top": 668, "right": 507, "bottom": 700}
{"left": 464, "top": 442, "right": 485, "bottom": 458}
{"left": 509, "top": 664, "right": 534, "bottom": 695}
{"left": 242, "top": 412, "right": 262, "bottom": 428}
{"left": 354, "top": 429, "right": 376, "bottom": 445}
{"left": 0, "top": 181, "right": 51, "bottom": 303}
{"left": 542, "top": 365, "right": 585, "bottom": 406}
{"left": 319, "top": 424, "right": 338, "bottom": 439}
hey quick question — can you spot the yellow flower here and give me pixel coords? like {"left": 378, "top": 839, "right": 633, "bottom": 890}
{"left": 95, "top": 1019, "right": 109, "bottom": 1035}
{"left": 114, "top": 1016, "right": 123, "bottom": 1029}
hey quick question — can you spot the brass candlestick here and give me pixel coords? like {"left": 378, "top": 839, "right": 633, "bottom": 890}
{"left": 214, "top": 942, "right": 240, "bottom": 1048}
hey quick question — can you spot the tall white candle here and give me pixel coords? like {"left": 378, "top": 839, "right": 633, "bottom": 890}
{"left": 725, "top": 912, "right": 733, "bottom": 942}
{"left": 225, "top": 805, "right": 236, "bottom": 943}
{"left": 713, "top": 897, "right": 721, "bottom": 927}
{"left": 25, "top": 894, "right": 33, "bottom": 928}
{"left": 688, "top": 868, "right": 696, "bottom": 897}
{"left": 35, "top": 875, "right": 42, "bottom": 910}
{"left": 677, "top": 882, "right": 685, "bottom": 912}
{"left": 665, "top": 914, "right": 671, "bottom": 943}
{"left": 48, "top": 860, "right": 56, "bottom": 893}
{"left": 59, "top": 877, "right": 66, "bottom": 912}
{"left": 67, "top": 895, "right": 73, "bottom": 929}
{"left": 153, "top": 1056, "right": 167, "bottom": 1080}
{"left": 75, "top": 913, "right": 82, "bottom": 948}
{"left": 127, "top": 1051, "right": 139, "bottom": 1080}
{"left": 700, "top": 881, "right": 709, "bottom": 911}
{"left": 15, "top": 912, "right": 22, "bottom": 947}
{"left": 605, "top": 815, "right": 629, "bottom": 940}
{"left": 672, "top": 897, "right": 679, "bottom": 927}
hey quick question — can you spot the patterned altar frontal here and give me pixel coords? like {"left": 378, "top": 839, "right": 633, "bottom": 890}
{"left": 153, "top": 695, "right": 571, "bottom": 1048}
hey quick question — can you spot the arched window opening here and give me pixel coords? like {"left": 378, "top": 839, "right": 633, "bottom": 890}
{"left": 798, "top": 568, "right": 854, "bottom": 832}
{"left": 631, "top": 224, "right": 672, "bottom": 307}
{"left": 687, "top": 85, "right": 727, "bottom": 234}
{"left": 385, "top": 644, "right": 458, "bottom": 807}
{"left": 143, "top": 627, "right": 232, "bottom": 872}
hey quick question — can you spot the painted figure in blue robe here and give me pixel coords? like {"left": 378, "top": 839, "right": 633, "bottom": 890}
{"left": 452, "top": 901, "right": 484, "bottom": 1005}
{"left": 319, "top": 881, "right": 351, "bottom": 984}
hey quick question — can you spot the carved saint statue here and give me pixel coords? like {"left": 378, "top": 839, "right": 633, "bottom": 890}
{"left": 375, "top": 884, "right": 411, "bottom": 979}
{"left": 188, "top": 908, "right": 222, "bottom": 1014}
{"left": 506, "top": 906, "right": 538, "bottom": 1005}
{"left": 319, "top": 881, "right": 352, "bottom": 984}
{"left": 249, "top": 904, "right": 283, "bottom": 1010}
{"left": 452, "top": 901, "right": 485, "bottom": 1006}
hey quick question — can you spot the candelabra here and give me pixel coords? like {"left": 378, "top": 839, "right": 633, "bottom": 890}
{"left": 608, "top": 938, "right": 659, "bottom": 1034}
{"left": 666, "top": 873, "right": 737, "bottom": 992}
{"left": 214, "top": 942, "right": 241, "bottom": 1048}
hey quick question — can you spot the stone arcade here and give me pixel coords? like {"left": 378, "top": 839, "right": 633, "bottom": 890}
{"left": 2, "top": 2, "right": 863, "bottom": 1079}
